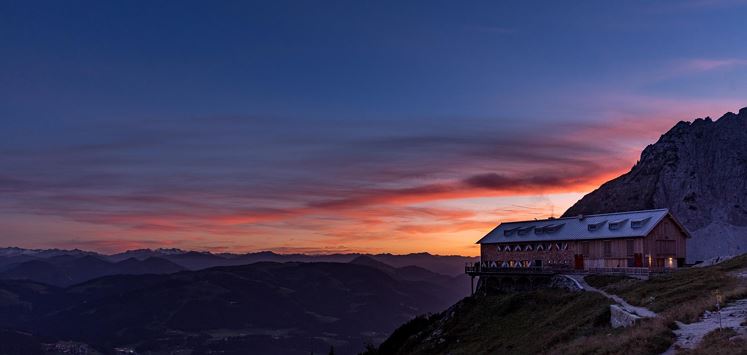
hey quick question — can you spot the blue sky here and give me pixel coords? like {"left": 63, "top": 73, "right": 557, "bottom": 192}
{"left": 1, "top": 0, "right": 746, "bottom": 255}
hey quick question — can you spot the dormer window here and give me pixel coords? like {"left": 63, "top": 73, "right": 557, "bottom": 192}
{"left": 518, "top": 226, "right": 535, "bottom": 236}
{"left": 588, "top": 220, "right": 607, "bottom": 231}
{"left": 503, "top": 227, "right": 519, "bottom": 237}
{"left": 631, "top": 217, "right": 651, "bottom": 229}
{"left": 542, "top": 223, "right": 565, "bottom": 233}
{"left": 609, "top": 219, "right": 628, "bottom": 230}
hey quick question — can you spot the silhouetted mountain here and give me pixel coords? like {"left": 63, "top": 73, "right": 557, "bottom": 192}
{"left": 349, "top": 255, "right": 398, "bottom": 273}
{"left": 1, "top": 247, "right": 477, "bottom": 276}
{"left": 349, "top": 255, "right": 469, "bottom": 290}
{"left": 0, "top": 262, "right": 467, "bottom": 354}
{"left": 564, "top": 108, "right": 747, "bottom": 261}
{"left": 114, "top": 257, "right": 186, "bottom": 275}
{"left": 0, "top": 255, "right": 185, "bottom": 286}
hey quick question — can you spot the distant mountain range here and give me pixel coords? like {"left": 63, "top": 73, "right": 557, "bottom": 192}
{"left": 0, "top": 247, "right": 476, "bottom": 287}
{"left": 0, "top": 260, "right": 467, "bottom": 354}
{"left": 564, "top": 107, "right": 747, "bottom": 262}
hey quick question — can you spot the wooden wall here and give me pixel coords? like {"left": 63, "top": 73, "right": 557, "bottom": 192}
{"left": 478, "top": 214, "right": 689, "bottom": 269}
{"left": 643, "top": 215, "right": 688, "bottom": 260}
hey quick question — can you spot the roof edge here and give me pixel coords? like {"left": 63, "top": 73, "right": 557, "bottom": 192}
{"left": 498, "top": 208, "right": 670, "bottom": 226}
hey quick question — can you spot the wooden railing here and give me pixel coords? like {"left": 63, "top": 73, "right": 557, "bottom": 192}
{"left": 465, "top": 263, "right": 673, "bottom": 275}
{"left": 465, "top": 263, "right": 570, "bottom": 274}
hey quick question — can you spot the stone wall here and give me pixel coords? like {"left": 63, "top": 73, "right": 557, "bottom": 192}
{"left": 610, "top": 304, "right": 641, "bottom": 328}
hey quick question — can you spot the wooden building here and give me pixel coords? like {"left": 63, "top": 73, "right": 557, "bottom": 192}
{"left": 474, "top": 209, "right": 690, "bottom": 272}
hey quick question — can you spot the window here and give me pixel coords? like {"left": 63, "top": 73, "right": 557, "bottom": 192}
{"left": 603, "top": 240, "right": 612, "bottom": 257}
{"left": 626, "top": 240, "right": 634, "bottom": 256}
{"left": 631, "top": 217, "right": 651, "bottom": 229}
{"left": 609, "top": 219, "right": 628, "bottom": 230}
{"left": 588, "top": 221, "right": 606, "bottom": 231}
{"left": 581, "top": 242, "right": 590, "bottom": 256}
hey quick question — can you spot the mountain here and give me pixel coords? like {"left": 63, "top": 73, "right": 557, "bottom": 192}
{"left": 0, "top": 262, "right": 466, "bottom": 354}
{"left": 564, "top": 108, "right": 747, "bottom": 262}
{"left": 0, "top": 255, "right": 185, "bottom": 286}
{"left": 350, "top": 255, "right": 470, "bottom": 291}
{"left": 1, "top": 247, "right": 477, "bottom": 275}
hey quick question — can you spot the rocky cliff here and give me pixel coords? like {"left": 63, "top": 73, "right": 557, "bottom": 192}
{"left": 564, "top": 108, "right": 747, "bottom": 262}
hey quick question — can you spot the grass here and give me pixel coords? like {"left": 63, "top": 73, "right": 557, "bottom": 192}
{"left": 366, "top": 256, "right": 747, "bottom": 355}
{"left": 369, "top": 289, "right": 614, "bottom": 355}
{"left": 586, "top": 255, "right": 747, "bottom": 323}
{"left": 548, "top": 317, "right": 675, "bottom": 355}
{"left": 678, "top": 328, "right": 747, "bottom": 355}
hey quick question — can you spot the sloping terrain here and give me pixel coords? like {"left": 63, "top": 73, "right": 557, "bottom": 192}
{"left": 363, "top": 290, "right": 616, "bottom": 355}
{"left": 369, "top": 255, "right": 747, "bottom": 355}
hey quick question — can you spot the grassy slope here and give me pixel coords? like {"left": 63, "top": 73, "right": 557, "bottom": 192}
{"left": 679, "top": 328, "right": 747, "bottom": 355}
{"left": 584, "top": 255, "right": 747, "bottom": 354}
{"left": 372, "top": 290, "right": 613, "bottom": 355}
{"left": 587, "top": 254, "right": 747, "bottom": 323}
{"left": 368, "top": 256, "right": 747, "bottom": 355}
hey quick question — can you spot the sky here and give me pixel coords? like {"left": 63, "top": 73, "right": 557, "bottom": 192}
{"left": 2, "top": 1, "right": 747, "bottom": 256}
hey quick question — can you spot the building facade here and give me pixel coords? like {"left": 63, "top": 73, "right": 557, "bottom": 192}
{"left": 475, "top": 209, "right": 689, "bottom": 271}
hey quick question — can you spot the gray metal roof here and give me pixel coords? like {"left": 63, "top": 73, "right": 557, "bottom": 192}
{"left": 477, "top": 209, "right": 675, "bottom": 244}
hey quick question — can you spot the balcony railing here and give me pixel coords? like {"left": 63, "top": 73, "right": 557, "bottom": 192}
{"left": 465, "top": 263, "right": 672, "bottom": 275}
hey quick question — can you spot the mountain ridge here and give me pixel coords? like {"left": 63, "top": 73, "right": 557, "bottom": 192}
{"left": 564, "top": 107, "right": 747, "bottom": 261}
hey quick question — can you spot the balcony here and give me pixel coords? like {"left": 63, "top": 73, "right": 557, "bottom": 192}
{"left": 465, "top": 262, "right": 671, "bottom": 276}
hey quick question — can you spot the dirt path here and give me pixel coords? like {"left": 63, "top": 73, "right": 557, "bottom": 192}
{"left": 661, "top": 299, "right": 747, "bottom": 354}
{"left": 661, "top": 268, "right": 747, "bottom": 354}
{"left": 564, "top": 274, "right": 657, "bottom": 318}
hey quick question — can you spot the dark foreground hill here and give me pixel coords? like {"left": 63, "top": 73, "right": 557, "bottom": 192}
{"left": 564, "top": 108, "right": 747, "bottom": 262}
{"left": 0, "top": 261, "right": 466, "bottom": 355}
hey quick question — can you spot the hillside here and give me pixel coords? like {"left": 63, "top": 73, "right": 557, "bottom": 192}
{"left": 0, "top": 261, "right": 466, "bottom": 354}
{"left": 564, "top": 108, "right": 747, "bottom": 262}
{"left": 366, "top": 290, "right": 614, "bottom": 355}
{"left": 369, "top": 255, "right": 747, "bottom": 355}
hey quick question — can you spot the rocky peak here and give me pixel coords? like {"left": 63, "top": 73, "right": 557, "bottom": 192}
{"left": 564, "top": 107, "right": 747, "bottom": 261}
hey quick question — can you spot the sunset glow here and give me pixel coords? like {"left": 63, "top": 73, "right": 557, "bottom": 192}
{"left": 2, "top": 1, "right": 747, "bottom": 256}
